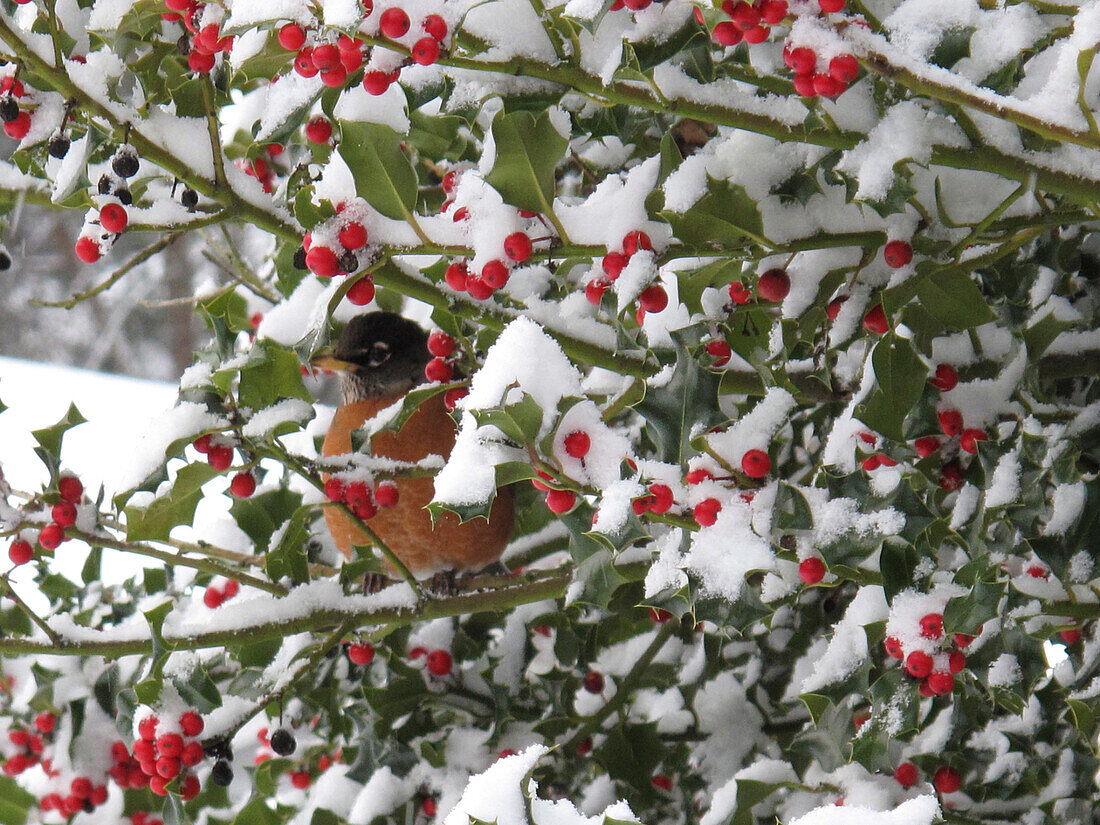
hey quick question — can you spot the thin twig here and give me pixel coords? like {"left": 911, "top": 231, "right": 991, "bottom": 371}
{"left": 31, "top": 234, "right": 178, "bottom": 309}
{"left": 1, "top": 576, "right": 62, "bottom": 645}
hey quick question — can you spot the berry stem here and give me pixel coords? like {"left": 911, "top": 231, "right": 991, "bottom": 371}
{"left": 201, "top": 75, "right": 227, "bottom": 191}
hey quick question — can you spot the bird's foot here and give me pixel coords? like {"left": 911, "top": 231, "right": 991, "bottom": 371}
{"left": 426, "top": 569, "right": 457, "bottom": 597}
{"left": 363, "top": 571, "right": 394, "bottom": 594}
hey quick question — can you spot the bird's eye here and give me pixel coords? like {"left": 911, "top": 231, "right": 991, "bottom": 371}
{"left": 367, "top": 342, "right": 391, "bottom": 367}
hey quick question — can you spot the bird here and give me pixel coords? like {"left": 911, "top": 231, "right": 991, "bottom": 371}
{"left": 311, "top": 311, "right": 514, "bottom": 581}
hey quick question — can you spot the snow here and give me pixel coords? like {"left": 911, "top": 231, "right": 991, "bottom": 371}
{"left": 789, "top": 795, "right": 939, "bottom": 825}
{"left": 442, "top": 745, "right": 546, "bottom": 825}
{"left": 987, "top": 654, "right": 1021, "bottom": 688}
{"left": 241, "top": 398, "right": 316, "bottom": 438}
{"left": 1044, "top": 482, "right": 1086, "bottom": 536}
{"left": 800, "top": 586, "right": 889, "bottom": 693}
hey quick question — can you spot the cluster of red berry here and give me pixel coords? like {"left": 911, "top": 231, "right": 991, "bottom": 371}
{"left": 894, "top": 761, "right": 962, "bottom": 795}
{"left": 191, "top": 434, "right": 258, "bottom": 498}
{"left": 158, "top": 0, "right": 234, "bottom": 73}
{"left": 203, "top": 577, "right": 241, "bottom": 608}
{"left": 884, "top": 612, "right": 969, "bottom": 697}
{"left": 708, "top": 267, "right": 793, "bottom": 364}
{"left": 706, "top": 0, "right": 789, "bottom": 48}
{"left": 2, "top": 712, "right": 54, "bottom": 776}
{"left": 822, "top": 241, "right": 914, "bottom": 332}
{"left": 300, "top": 207, "right": 377, "bottom": 304}
{"left": 279, "top": 23, "right": 365, "bottom": 88}
{"left": 324, "top": 475, "right": 400, "bottom": 521}
{"left": 424, "top": 329, "right": 458, "bottom": 384}
{"left": 409, "top": 646, "right": 453, "bottom": 676}
{"left": 8, "top": 472, "right": 84, "bottom": 564}
{"left": 128, "top": 711, "right": 205, "bottom": 798}
{"left": 690, "top": 450, "right": 770, "bottom": 527}
{"left": 585, "top": 231, "right": 668, "bottom": 323}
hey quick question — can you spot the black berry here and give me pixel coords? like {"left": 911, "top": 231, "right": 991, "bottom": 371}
{"left": 292, "top": 247, "right": 307, "bottom": 270}
{"left": 116, "top": 188, "right": 132, "bottom": 206}
{"left": 112, "top": 149, "right": 139, "bottom": 178}
{"left": 47, "top": 134, "right": 70, "bottom": 159}
{"left": 211, "top": 760, "right": 233, "bottom": 786}
{"left": 181, "top": 188, "right": 198, "bottom": 208}
{"left": 97, "top": 174, "right": 113, "bottom": 195}
{"left": 338, "top": 250, "right": 358, "bottom": 273}
{"left": 0, "top": 249, "right": 11, "bottom": 271}
{"left": 0, "top": 97, "right": 18, "bottom": 123}
{"left": 269, "top": 728, "right": 296, "bottom": 756}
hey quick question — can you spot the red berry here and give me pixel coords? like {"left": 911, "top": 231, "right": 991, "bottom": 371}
{"left": 743, "top": 24, "right": 769, "bottom": 43}
{"left": 728, "top": 281, "right": 752, "bottom": 304}
{"left": 706, "top": 340, "right": 731, "bottom": 367}
{"left": 52, "top": 501, "right": 77, "bottom": 527}
{"left": 424, "top": 357, "right": 453, "bottom": 383}
{"left": 156, "top": 732, "right": 184, "bottom": 757}
{"left": 379, "top": 7, "right": 411, "bottom": 38}
{"left": 74, "top": 236, "right": 101, "bottom": 263}
{"left": 230, "top": 472, "right": 256, "bottom": 498}
{"left": 638, "top": 284, "right": 668, "bottom": 314}
{"left": 863, "top": 304, "right": 889, "bottom": 334}
{"left": 411, "top": 37, "right": 440, "bottom": 65}
{"left": 294, "top": 48, "right": 318, "bottom": 77}
{"left": 3, "top": 110, "right": 30, "bottom": 139}
{"left": 408, "top": 646, "right": 427, "bottom": 660}
{"left": 651, "top": 774, "right": 673, "bottom": 791}
{"left": 829, "top": 54, "right": 859, "bottom": 84}
{"left": 883, "top": 636, "right": 904, "bottom": 659}
{"left": 324, "top": 478, "right": 346, "bottom": 502}
{"left": 187, "top": 49, "right": 216, "bottom": 73}
{"left": 180, "top": 711, "right": 204, "bottom": 737}
{"left": 861, "top": 455, "right": 882, "bottom": 472}
{"left": 933, "top": 766, "right": 961, "bottom": 794}
{"left": 953, "top": 632, "right": 974, "bottom": 648}
{"left": 100, "top": 202, "right": 128, "bottom": 233}
{"left": 348, "top": 642, "right": 375, "bottom": 665}
{"left": 563, "top": 431, "right": 591, "bottom": 459}
{"left": 422, "top": 14, "right": 448, "bottom": 40}
{"left": 825, "top": 295, "right": 847, "bottom": 320}
{"left": 38, "top": 523, "right": 64, "bottom": 551}
{"left": 422, "top": 798, "right": 438, "bottom": 818}
{"left": 919, "top": 613, "right": 943, "bottom": 639}
{"left": 894, "top": 762, "right": 918, "bottom": 787}
{"left": 585, "top": 278, "right": 611, "bottom": 305}
{"left": 71, "top": 777, "right": 92, "bottom": 798}
{"left": 798, "top": 557, "right": 826, "bottom": 584}
{"left": 783, "top": 46, "right": 816, "bottom": 74}
{"left": 155, "top": 756, "right": 181, "bottom": 779}
{"left": 306, "top": 246, "right": 339, "bottom": 277}
{"left": 277, "top": 23, "right": 306, "bottom": 51}
{"left": 926, "top": 671, "right": 954, "bottom": 695}
{"left": 948, "top": 650, "right": 966, "bottom": 673}
{"left": 346, "top": 276, "right": 376, "bottom": 306}
{"left": 180, "top": 774, "right": 200, "bottom": 800}
{"left": 290, "top": 770, "right": 311, "bottom": 789}
{"left": 602, "top": 252, "right": 628, "bottom": 279}
{"left": 444, "top": 261, "right": 468, "bottom": 291}
{"left": 311, "top": 43, "right": 340, "bottom": 72}
{"left": 818, "top": 0, "right": 844, "bottom": 11}
{"left": 481, "top": 260, "right": 509, "bottom": 290}
{"left": 648, "top": 483, "right": 674, "bottom": 514}
{"left": 693, "top": 498, "right": 721, "bottom": 527}
{"left": 139, "top": 715, "right": 158, "bottom": 741}
{"left": 959, "top": 428, "right": 987, "bottom": 454}
{"left": 207, "top": 443, "right": 234, "bottom": 470}
{"left": 503, "top": 232, "right": 532, "bottom": 262}
{"left": 622, "top": 230, "right": 652, "bottom": 256}
{"left": 443, "top": 387, "right": 469, "bottom": 411}
{"left": 757, "top": 268, "right": 790, "bottom": 302}
{"left": 338, "top": 222, "right": 367, "bottom": 250}
{"left": 906, "top": 650, "right": 933, "bottom": 678}
{"left": 34, "top": 712, "right": 56, "bottom": 733}
{"left": 685, "top": 468, "right": 713, "bottom": 485}
{"left": 883, "top": 240, "right": 913, "bottom": 269}
{"left": 760, "top": 0, "right": 787, "bottom": 23}
{"left": 427, "top": 330, "right": 456, "bottom": 357}
{"left": 545, "top": 489, "right": 577, "bottom": 513}
{"left": 58, "top": 475, "right": 83, "bottom": 502}
{"left": 1026, "top": 564, "right": 1048, "bottom": 579}
{"left": 224, "top": 580, "right": 239, "bottom": 598}
{"left": 362, "top": 70, "right": 392, "bottom": 95}
{"left": 939, "top": 459, "right": 964, "bottom": 491}
{"left": 930, "top": 363, "right": 958, "bottom": 392}
{"left": 914, "top": 436, "right": 941, "bottom": 458}
{"left": 1060, "top": 628, "right": 1082, "bottom": 645}
{"left": 180, "top": 741, "right": 204, "bottom": 767}
{"left": 305, "top": 117, "right": 332, "bottom": 144}
{"left": 9, "top": 539, "right": 33, "bottom": 565}
{"left": 712, "top": 21, "right": 743, "bottom": 46}
{"left": 583, "top": 671, "right": 604, "bottom": 693}
{"left": 149, "top": 776, "right": 169, "bottom": 796}
{"left": 937, "top": 409, "right": 964, "bottom": 437}
{"left": 426, "top": 649, "right": 453, "bottom": 676}
{"left": 741, "top": 449, "right": 770, "bottom": 478}
{"left": 374, "top": 481, "right": 399, "bottom": 507}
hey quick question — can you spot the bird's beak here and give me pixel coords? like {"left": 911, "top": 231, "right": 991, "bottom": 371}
{"left": 309, "top": 352, "right": 356, "bottom": 372}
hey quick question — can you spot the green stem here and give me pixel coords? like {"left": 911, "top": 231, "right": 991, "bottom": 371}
{"left": 201, "top": 76, "right": 226, "bottom": 190}
{"left": 563, "top": 621, "right": 675, "bottom": 750}
{"left": 1, "top": 576, "right": 62, "bottom": 645}
{"left": 0, "top": 566, "right": 575, "bottom": 657}
{"left": 69, "top": 527, "right": 287, "bottom": 596}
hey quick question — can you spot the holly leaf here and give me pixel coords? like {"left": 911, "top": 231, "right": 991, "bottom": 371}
{"left": 914, "top": 268, "right": 997, "bottom": 330}
{"left": 660, "top": 177, "right": 767, "bottom": 249}
{"left": 125, "top": 463, "right": 219, "bottom": 542}
{"left": 484, "top": 109, "right": 568, "bottom": 216}
{"left": 31, "top": 402, "right": 86, "bottom": 462}
{"left": 338, "top": 122, "right": 419, "bottom": 222}
{"left": 238, "top": 343, "right": 313, "bottom": 412}
{"left": 855, "top": 334, "right": 925, "bottom": 442}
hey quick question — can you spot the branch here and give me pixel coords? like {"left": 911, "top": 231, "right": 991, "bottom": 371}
{"left": 1, "top": 576, "right": 62, "bottom": 645}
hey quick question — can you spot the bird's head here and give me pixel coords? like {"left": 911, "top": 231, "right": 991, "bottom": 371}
{"left": 311, "top": 312, "right": 430, "bottom": 403}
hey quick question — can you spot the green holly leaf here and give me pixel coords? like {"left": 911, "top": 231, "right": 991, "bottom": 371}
{"left": 660, "top": 177, "right": 767, "bottom": 249}
{"left": 125, "top": 463, "right": 219, "bottom": 542}
{"left": 31, "top": 402, "right": 86, "bottom": 463}
{"left": 484, "top": 109, "right": 568, "bottom": 216}
{"left": 913, "top": 268, "right": 997, "bottom": 330}
{"left": 855, "top": 334, "right": 925, "bottom": 442}
{"left": 338, "top": 122, "right": 419, "bottom": 222}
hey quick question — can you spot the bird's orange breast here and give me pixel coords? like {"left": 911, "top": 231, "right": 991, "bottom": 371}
{"left": 321, "top": 392, "right": 514, "bottom": 576}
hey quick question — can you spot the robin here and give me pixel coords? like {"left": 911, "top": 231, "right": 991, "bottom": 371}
{"left": 312, "top": 311, "right": 514, "bottom": 580}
